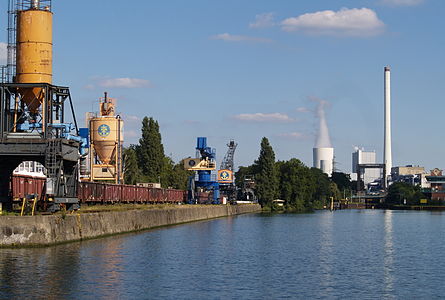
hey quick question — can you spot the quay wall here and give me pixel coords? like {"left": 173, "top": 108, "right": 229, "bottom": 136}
{"left": 0, "top": 204, "right": 261, "bottom": 247}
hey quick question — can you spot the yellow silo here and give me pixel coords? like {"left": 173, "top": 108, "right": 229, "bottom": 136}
{"left": 16, "top": 5, "right": 52, "bottom": 113}
{"left": 90, "top": 117, "right": 124, "bottom": 165}
{"left": 89, "top": 93, "right": 124, "bottom": 183}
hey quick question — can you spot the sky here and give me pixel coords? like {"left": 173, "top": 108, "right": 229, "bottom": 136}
{"left": 0, "top": 0, "right": 444, "bottom": 174}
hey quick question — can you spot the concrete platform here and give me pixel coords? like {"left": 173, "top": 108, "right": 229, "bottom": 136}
{"left": 0, "top": 204, "right": 261, "bottom": 247}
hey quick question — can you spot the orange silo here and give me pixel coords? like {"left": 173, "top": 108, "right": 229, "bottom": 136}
{"left": 16, "top": 2, "right": 52, "bottom": 114}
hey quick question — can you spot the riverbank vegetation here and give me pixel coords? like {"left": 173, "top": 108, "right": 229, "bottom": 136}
{"left": 235, "top": 137, "right": 351, "bottom": 212}
{"left": 386, "top": 182, "right": 424, "bottom": 205}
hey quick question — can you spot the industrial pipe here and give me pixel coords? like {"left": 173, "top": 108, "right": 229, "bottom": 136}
{"left": 31, "top": 0, "right": 40, "bottom": 9}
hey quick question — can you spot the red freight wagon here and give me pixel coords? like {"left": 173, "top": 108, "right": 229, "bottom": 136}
{"left": 121, "top": 185, "right": 137, "bottom": 203}
{"left": 148, "top": 188, "right": 164, "bottom": 203}
{"left": 165, "top": 189, "right": 184, "bottom": 203}
{"left": 196, "top": 192, "right": 211, "bottom": 204}
{"left": 11, "top": 174, "right": 46, "bottom": 201}
{"left": 103, "top": 184, "right": 121, "bottom": 203}
{"left": 78, "top": 181, "right": 106, "bottom": 203}
{"left": 135, "top": 186, "right": 149, "bottom": 203}
{"left": 12, "top": 175, "right": 188, "bottom": 206}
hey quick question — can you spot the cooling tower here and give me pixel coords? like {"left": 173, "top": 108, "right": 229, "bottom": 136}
{"left": 313, "top": 147, "right": 334, "bottom": 176}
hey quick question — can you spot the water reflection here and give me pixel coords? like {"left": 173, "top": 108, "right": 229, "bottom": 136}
{"left": 79, "top": 238, "right": 125, "bottom": 299}
{"left": 0, "top": 244, "right": 81, "bottom": 299}
{"left": 1, "top": 211, "right": 445, "bottom": 299}
{"left": 383, "top": 210, "right": 394, "bottom": 298}
{"left": 318, "top": 211, "right": 334, "bottom": 296}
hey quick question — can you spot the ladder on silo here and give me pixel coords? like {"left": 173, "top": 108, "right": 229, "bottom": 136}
{"left": 45, "top": 139, "right": 61, "bottom": 196}
{"left": 45, "top": 140, "right": 58, "bottom": 176}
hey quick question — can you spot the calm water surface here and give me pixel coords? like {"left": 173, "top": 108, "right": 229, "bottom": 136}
{"left": 1, "top": 210, "right": 445, "bottom": 299}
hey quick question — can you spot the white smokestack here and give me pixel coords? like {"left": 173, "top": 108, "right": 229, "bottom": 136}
{"left": 312, "top": 98, "right": 334, "bottom": 176}
{"left": 384, "top": 66, "right": 392, "bottom": 182}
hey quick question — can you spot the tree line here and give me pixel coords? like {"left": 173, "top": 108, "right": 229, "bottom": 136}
{"left": 235, "top": 137, "right": 352, "bottom": 212}
{"left": 123, "top": 120, "right": 352, "bottom": 210}
{"left": 123, "top": 116, "right": 192, "bottom": 189}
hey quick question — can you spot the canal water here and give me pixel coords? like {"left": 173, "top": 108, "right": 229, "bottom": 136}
{"left": 1, "top": 210, "right": 445, "bottom": 299}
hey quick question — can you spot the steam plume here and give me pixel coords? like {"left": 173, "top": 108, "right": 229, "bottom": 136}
{"left": 312, "top": 97, "right": 332, "bottom": 148}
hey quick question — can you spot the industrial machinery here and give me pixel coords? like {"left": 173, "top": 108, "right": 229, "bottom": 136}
{"left": 184, "top": 137, "right": 220, "bottom": 204}
{"left": 239, "top": 175, "right": 257, "bottom": 202}
{"left": 86, "top": 92, "right": 123, "bottom": 184}
{"left": 0, "top": 0, "right": 83, "bottom": 211}
{"left": 218, "top": 140, "right": 237, "bottom": 203}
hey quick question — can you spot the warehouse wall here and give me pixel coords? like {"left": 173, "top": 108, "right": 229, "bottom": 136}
{"left": 0, "top": 204, "right": 261, "bottom": 247}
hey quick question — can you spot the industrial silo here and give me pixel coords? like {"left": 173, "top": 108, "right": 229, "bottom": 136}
{"left": 16, "top": 2, "right": 52, "bottom": 114}
{"left": 88, "top": 93, "right": 124, "bottom": 183}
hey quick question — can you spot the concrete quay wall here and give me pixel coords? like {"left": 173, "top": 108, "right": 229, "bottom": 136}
{"left": 0, "top": 204, "right": 261, "bottom": 247}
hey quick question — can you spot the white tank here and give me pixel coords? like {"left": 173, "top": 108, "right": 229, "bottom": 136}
{"left": 313, "top": 147, "right": 334, "bottom": 176}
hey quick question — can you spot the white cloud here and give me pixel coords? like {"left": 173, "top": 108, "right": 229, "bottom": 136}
{"left": 281, "top": 8, "right": 385, "bottom": 37}
{"left": 381, "top": 0, "right": 424, "bottom": 5}
{"left": 0, "top": 42, "right": 7, "bottom": 63}
{"left": 249, "top": 13, "right": 275, "bottom": 28}
{"left": 232, "top": 113, "right": 295, "bottom": 123}
{"left": 211, "top": 33, "right": 272, "bottom": 43}
{"left": 98, "top": 77, "right": 151, "bottom": 88}
{"left": 276, "top": 132, "right": 305, "bottom": 139}
{"left": 297, "top": 107, "right": 311, "bottom": 113}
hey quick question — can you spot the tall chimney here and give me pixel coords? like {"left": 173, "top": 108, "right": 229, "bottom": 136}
{"left": 384, "top": 66, "right": 392, "bottom": 184}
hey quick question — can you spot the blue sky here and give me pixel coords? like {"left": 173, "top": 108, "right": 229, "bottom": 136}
{"left": 0, "top": 0, "right": 444, "bottom": 173}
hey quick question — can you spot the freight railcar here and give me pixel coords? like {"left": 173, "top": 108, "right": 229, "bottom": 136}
{"left": 11, "top": 174, "right": 187, "bottom": 206}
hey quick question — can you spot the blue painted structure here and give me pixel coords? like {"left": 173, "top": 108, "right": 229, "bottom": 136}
{"left": 188, "top": 137, "right": 220, "bottom": 204}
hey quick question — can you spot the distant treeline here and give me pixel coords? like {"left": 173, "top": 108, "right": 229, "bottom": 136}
{"left": 235, "top": 137, "right": 353, "bottom": 212}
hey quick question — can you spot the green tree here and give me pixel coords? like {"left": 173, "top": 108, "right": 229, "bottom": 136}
{"left": 331, "top": 172, "right": 351, "bottom": 194}
{"left": 310, "top": 167, "right": 331, "bottom": 208}
{"left": 277, "top": 159, "right": 314, "bottom": 211}
{"left": 123, "top": 145, "right": 141, "bottom": 185}
{"left": 165, "top": 159, "right": 194, "bottom": 190}
{"left": 386, "top": 182, "right": 424, "bottom": 205}
{"left": 254, "top": 137, "right": 278, "bottom": 207}
{"left": 136, "top": 117, "right": 165, "bottom": 183}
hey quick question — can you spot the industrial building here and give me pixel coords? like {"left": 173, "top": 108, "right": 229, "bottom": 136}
{"left": 391, "top": 165, "right": 429, "bottom": 188}
{"left": 13, "top": 161, "right": 45, "bottom": 177}
{"left": 352, "top": 148, "right": 381, "bottom": 185}
{"left": 425, "top": 168, "right": 445, "bottom": 201}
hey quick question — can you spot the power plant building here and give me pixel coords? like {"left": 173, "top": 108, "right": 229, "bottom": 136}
{"left": 352, "top": 148, "right": 380, "bottom": 185}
